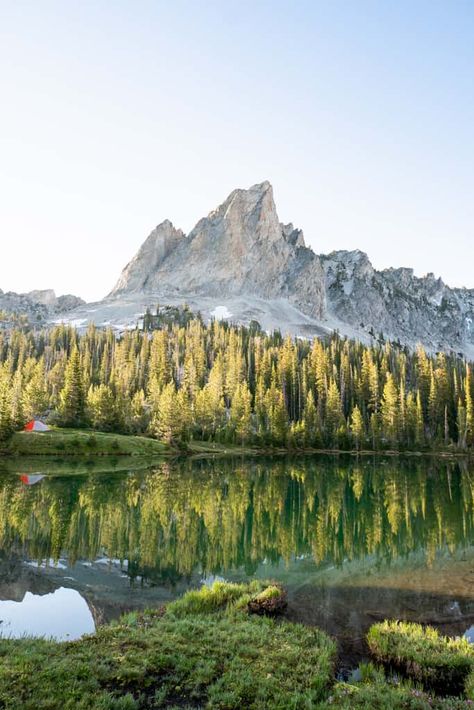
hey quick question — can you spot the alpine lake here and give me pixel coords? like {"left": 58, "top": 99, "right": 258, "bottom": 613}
{"left": 1, "top": 453, "right": 473, "bottom": 674}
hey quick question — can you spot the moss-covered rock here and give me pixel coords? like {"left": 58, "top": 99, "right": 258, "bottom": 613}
{"left": 247, "top": 584, "right": 288, "bottom": 616}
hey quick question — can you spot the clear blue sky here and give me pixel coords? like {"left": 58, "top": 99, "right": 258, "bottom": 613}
{"left": 1, "top": 0, "right": 473, "bottom": 301}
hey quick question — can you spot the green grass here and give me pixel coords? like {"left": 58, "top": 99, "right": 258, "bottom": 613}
{"left": 320, "top": 665, "right": 472, "bottom": 708}
{"left": 250, "top": 584, "right": 282, "bottom": 602}
{"left": 0, "top": 582, "right": 336, "bottom": 710}
{"left": 166, "top": 579, "right": 269, "bottom": 616}
{"left": 2, "top": 428, "right": 171, "bottom": 457}
{"left": 466, "top": 670, "right": 474, "bottom": 700}
{"left": 1, "top": 583, "right": 474, "bottom": 708}
{"left": 367, "top": 620, "right": 474, "bottom": 696}
{"left": 187, "top": 440, "right": 262, "bottom": 456}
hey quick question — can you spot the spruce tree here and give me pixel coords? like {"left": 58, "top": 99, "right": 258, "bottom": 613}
{"left": 87, "top": 384, "right": 116, "bottom": 431}
{"left": 0, "top": 382, "right": 13, "bottom": 442}
{"left": 23, "top": 361, "right": 48, "bottom": 420}
{"left": 230, "top": 382, "right": 252, "bottom": 444}
{"left": 381, "top": 373, "right": 399, "bottom": 445}
{"left": 58, "top": 348, "right": 85, "bottom": 427}
{"left": 350, "top": 404, "right": 365, "bottom": 450}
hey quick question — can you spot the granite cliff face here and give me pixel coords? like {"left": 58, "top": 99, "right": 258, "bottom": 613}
{"left": 112, "top": 220, "right": 185, "bottom": 295}
{"left": 105, "top": 181, "right": 474, "bottom": 355}
{"left": 110, "top": 182, "right": 326, "bottom": 319}
{"left": 321, "top": 250, "right": 474, "bottom": 353}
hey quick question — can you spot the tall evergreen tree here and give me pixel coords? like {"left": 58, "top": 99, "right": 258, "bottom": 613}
{"left": 58, "top": 348, "right": 85, "bottom": 427}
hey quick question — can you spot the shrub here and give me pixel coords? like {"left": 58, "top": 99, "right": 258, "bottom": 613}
{"left": 86, "top": 434, "right": 97, "bottom": 448}
{"left": 68, "top": 435, "right": 81, "bottom": 451}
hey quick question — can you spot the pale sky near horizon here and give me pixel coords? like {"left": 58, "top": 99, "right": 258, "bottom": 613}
{"left": 1, "top": 1, "right": 473, "bottom": 302}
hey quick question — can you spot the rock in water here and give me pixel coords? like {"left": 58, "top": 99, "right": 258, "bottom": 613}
{"left": 248, "top": 585, "right": 288, "bottom": 616}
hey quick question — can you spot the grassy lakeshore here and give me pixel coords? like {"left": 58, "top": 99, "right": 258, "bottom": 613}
{"left": 0, "top": 582, "right": 472, "bottom": 709}
{"left": 1, "top": 428, "right": 472, "bottom": 460}
{"left": 187, "top": 439, "right": 474, "bottom": 459}
{"left": 1, "top": 429, "right": 171, "bottom": 457}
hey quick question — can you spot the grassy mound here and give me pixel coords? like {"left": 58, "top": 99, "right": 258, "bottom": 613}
{"left": 0, "top": 582, "right": 336, "bottom": 710}
{"left": 367, "top": 620, "right": 474, "bottom": 696}
{"left": 2, "top": 583, "right": 473, "bottom": 708}
{"left": 321, "top": 664, "right": 473, "bottom": 708}
{"left": 3, "top": 428, "right": 170, "bottom": 457}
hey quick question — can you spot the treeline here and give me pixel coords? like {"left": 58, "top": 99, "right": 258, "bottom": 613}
{"left": 0, "top": 318, "right": 473, "bottom": 450}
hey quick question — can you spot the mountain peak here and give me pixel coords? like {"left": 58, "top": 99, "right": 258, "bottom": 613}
{"left": 110, "top": 220, "right": 184, "bottom": 296}
{"left": 105, "top": 181, "right": 474, "bottom": 357}
{"left": 208, "top": 180, "right": 274, "bottom": 217}
{"left": 108, "top": 180, "right": 325, "bottom": 317}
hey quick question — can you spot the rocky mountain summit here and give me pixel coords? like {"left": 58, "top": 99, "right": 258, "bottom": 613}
{"left": 110, "top": 181, "right": 326, "bottom": 319}
{"left": 106, "top": 181, "right": 474, "bottom": 356}
{"left": 0, "top": 289, "right": 84, "bottom": 325}
{"left": 321, "top": 250, "right": 474, "bottom": 354}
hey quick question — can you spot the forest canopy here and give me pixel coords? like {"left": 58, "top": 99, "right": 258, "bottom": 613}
{"left": 0, "top": 317, "right": 472, "bottom": 451}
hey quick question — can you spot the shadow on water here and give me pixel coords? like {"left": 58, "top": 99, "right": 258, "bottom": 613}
{"left": 0, "top": 454, "right": 473, "bottom": 662}
{"left": 287, "top": 581, "right": 474, "bottom": 674}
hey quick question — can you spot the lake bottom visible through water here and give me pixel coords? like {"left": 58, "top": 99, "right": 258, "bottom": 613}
{"left": 0, "top": 454, "right": 473, "bottom": 670}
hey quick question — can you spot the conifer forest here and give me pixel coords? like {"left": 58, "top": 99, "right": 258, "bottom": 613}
{"left": 0, "top": 315, "right": 472, "bottom": 451}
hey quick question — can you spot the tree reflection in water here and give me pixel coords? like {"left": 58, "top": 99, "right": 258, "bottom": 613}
{"left": 0, "top": 457, "right": 472, "bottom": 583}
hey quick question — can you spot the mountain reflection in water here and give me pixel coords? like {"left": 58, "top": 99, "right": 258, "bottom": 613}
{"left": 0, "top": 455, "right": 473, "bottom": 662}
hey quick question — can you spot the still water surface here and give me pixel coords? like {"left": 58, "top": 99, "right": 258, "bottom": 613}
{"left": 0, "top": 455, "right": 473, "bottom": 665}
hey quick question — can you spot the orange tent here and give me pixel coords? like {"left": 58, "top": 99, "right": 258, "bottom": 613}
{"left": 24, "top": 420, "right": 50, "bottom": 432}
{"left": 20, "top": 474, "right": 45, "bottom": 485}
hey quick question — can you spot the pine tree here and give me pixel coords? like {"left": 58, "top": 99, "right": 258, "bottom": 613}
{"left": 0, "top": 382, "right": 13, "bottom": 442}
{"left": 302, "top": 390, "right": 318, "bottom": 446}
{"left": 457, "top": 397, "right": 467, "bottom": 449}
{"left": 0, "top": 313, "right": 472, "bottom": 452}
{"left": 23, "top": 360, "right": 48, "bottom": 420}
{"left": 130, "top": 389, "right": 149, "bottom": 434}
{"left": 415, "top": 391, "right": 425, "bottom": 447}
{"left": 325, "top": 379, "right": 343, "bottom": 443}
{"left": 381, "top": 373, "right": 399, "bottom": 445}
{"left": 153, "top": 382, "right": 182, "bottom": 444}
{"left": 229, "top": 382, "right": 252, "bottom": 444}
{"left": 265, "top": 378, "right": 288, "bottom": 446}
{"left": 10, "top": 369, "right": 26, "bottom": 429}
{"left": 58, "top": 348, "right": 85, "bottom": 427}
{"left": 465, "top": 365, "right": 473, "bottom": 447}
{"left": 87, "top": 384, "right": 116, "bottom": 431}
{"left": 350, "top": 404, "right": 365, "bottom": 450}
